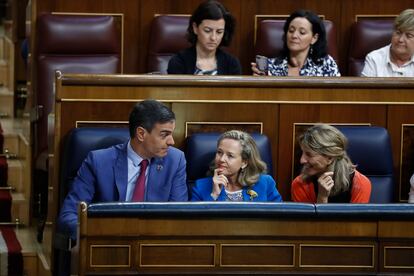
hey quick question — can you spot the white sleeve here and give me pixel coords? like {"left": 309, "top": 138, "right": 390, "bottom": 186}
{"left": 360, "top": 53, "right": 377, "bottom": 77}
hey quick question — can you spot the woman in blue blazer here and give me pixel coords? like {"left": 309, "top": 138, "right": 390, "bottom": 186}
{"left": 191, "top": 130, "right": 282, "bottom": 202}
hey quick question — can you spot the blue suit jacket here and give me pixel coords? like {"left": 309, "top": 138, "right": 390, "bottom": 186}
{"left": 58, "top": 142, "right": 188, "bottom": 239}
{"left": 191, "top": 174, "right": 282, "bottom": 202}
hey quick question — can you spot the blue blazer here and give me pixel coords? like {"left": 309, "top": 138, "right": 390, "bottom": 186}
{"left": 58, "top": 142, "right": 188, "bottom": 239}
{"left": 191, "top": 174, "right": 282, "bottom": 202}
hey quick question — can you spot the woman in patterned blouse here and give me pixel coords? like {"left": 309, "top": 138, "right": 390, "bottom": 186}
{"left": 252, "top": 10, "right": 340, "bottom": 77}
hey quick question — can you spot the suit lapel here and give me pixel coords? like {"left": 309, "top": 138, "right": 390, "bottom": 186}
{"left": 115, "top": 143, "right": 128, "bottom": 201}
{"left": 147, "top": 157, "right": 165, "bottom": 200}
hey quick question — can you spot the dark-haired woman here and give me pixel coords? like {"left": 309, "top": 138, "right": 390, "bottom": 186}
{"left": 252, "top": 10, "right": 340, "bottom": 76}
{"left": 167, "top": 0, "right": 241, "bottom": 75}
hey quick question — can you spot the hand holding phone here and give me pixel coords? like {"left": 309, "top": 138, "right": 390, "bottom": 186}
{"left": 255, "top": 55, "right": 268, "bottom": 74}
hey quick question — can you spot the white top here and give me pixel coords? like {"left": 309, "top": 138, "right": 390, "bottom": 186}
{"left": 225, "top": 189, "right": 243, "bottom": 201}
{"left": 361, "top": 44, "right": 414, "bottom": 77}
{"left": 409, "top": 173, "right": 414, "bottom": 203}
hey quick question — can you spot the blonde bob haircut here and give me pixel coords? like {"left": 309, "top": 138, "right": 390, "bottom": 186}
{"left": 299, "top": 124, "right": 356, "bottom": 196}
{"left": 214, "top": 130, "right": 267, "bottom": 187}
{"left": 394, "top": 9, "right": 414, "bottom": 32}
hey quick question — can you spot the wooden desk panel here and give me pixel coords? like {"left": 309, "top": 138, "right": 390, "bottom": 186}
{"left": 78, "top": 204, "right": 414, "bottom": 275}
{"left": 387, "top": 105, "right": 414, "bottom": 202}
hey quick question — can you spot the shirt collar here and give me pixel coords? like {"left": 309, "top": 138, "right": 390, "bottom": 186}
{"left": 127, "top": 140, "right": 149, "bottom": 167}
{"left": 409, "top": 53, "right": 414, "bottom": 64}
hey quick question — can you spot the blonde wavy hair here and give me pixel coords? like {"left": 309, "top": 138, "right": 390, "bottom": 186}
{"left": 213, "top": 130, "right": 267, "bottom": 187}
{"left": 299, "top": 124, "right": 356, "bottom": 196}
{"left": 395, "top": 9, "right": 414, "bottom": 32}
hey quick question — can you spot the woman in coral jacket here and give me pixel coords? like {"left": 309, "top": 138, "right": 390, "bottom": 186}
{"left": 291, "top": 124, "right": 371, "bottom": 203}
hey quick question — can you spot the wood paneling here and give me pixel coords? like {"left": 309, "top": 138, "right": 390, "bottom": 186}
{"left": 378, "top": 221, "right": 414, "bottom": 238}
{"left": 90, "top": 245, "right": 131, "bottom": 267}
{"left": 300, "top": 244, "right": 375, "bottom": 268}
{"left": 77, "top": 206, "right": 414, "bottom": 275}
{"left": 383, "top": 245, "right": 414, "bottom": 269}
{"left": 221, "top": 244, "right": 294, "bottom": 266}
{"left": 387, "top": 105, "right": 414, "bottom": 201}
{"left": 140, "top": 244, "right": 215, "bottom": 266}
{"left": 86, "top": 218, "right": 355, "bottom": 237}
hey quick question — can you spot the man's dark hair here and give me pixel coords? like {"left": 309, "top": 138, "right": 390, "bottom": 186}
{"left": 129, "top": 100, "right": 175, "bottom": 138}
{"left": 280, "top": 10, "right": 328, "bottom": 64}
{"left": 187, "top": 0, "right": 235, "bottom": 47}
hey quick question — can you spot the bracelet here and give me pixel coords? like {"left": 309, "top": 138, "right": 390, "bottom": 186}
{"left": 210, "top": 193, "right": 219, "bottom": 201}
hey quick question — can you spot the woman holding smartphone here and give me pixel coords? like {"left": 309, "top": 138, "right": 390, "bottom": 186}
{"left": 292, "top": 124, "right": 371, "bottom": 203}
{"left": 252, "top": 10, "right": 340, "bottom": 76}
{"left": 191, "top": 130, "right": 282, "bottom": 202}
{"left": 167, "top": 0, "right": 241, "bottom": 75}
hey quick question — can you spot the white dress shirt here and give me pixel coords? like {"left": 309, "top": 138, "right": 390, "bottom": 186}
{"left": 361, "top": 44, "right": 414, "bottom": 77}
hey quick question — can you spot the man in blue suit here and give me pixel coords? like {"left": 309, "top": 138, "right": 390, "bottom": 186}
{"left": 57, "top": 100, "right": 188, "bottom": 240}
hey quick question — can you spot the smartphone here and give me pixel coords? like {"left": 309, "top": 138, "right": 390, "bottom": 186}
{"left": 255, "top": 55, "right": 268, "bottom": 73}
